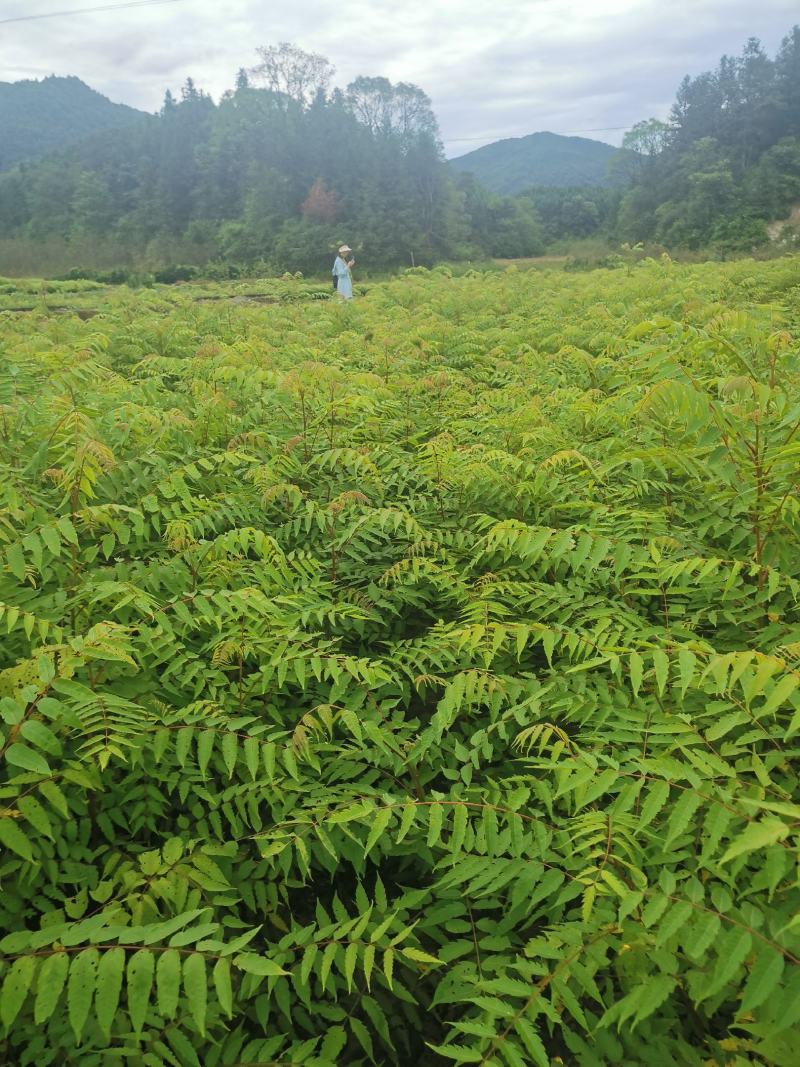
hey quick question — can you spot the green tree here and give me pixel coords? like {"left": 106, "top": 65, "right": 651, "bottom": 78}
{"left": 775, "top": 26, "right": 800, "bottom": 136}
{"left": 70, "top": 171, "right": 115, "bottom": 237}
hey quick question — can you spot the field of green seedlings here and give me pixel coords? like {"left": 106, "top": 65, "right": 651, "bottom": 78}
{"left": 1, "top": 257, "right": 800, "bottom": 1066}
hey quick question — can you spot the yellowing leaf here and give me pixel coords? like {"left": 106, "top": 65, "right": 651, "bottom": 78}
{"left": 401, "top": 947, "right": 442, "bottom": 966}
{"left": 233, "top": 953, "right": 287, "bottom": 976}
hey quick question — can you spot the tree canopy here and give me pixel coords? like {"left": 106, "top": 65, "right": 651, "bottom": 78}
{"left": 0, "top": 28, "right": 798, "bottom": 274}
{"left": 0, "top": 48, "right": 543, "bottom": 274}
{"left": 612, "top": 28, "right": 800, "bottom": 251}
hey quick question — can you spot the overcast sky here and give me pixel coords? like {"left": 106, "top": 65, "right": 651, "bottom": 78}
{"left": 1, "top": 0, "right": 797, "bottom": 155}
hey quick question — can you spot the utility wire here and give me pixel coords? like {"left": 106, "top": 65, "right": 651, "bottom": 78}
{"left": 0, "top": 0, "right": 186, "bottom": 25}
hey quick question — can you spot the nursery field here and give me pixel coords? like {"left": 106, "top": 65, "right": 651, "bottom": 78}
{"left": 1, "top": 257, "right": 800, "bottom": 1066}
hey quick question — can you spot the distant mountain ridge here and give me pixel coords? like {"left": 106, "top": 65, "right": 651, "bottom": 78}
{"left": 0, "top": 75, "right": 147, "bottom": 171}
{"left": 449, "top": 131, "right": 621, "bottom": 193}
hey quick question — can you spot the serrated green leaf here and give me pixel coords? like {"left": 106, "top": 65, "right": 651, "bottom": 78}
{"left": 684, "top": 910, "right": 721, "bottom": 960}
{"left": 396, "top": 802, "right": 417, "bottom": 843}
{"left": 343, "top": 940, "right": 358, "bottom": 993}
{"left": 514, "top": 1016, "right": 550, "bottom": 1067}
{"left": 664, "top": 789, "right": 702, "bottom": 845}
{"left": 629, "top": 651, "right": 644, "bottom": 696}
{"left": 0, "top": 817, "right": 34, "bottom": 862}
{"left": 221, "top": 732, "right": 237, "bottom": 778}
{"left": 68, "top": 947, "right": 98, "bottom": 1043}
{"left": 362, "top": 942, "right": 375, "bottom": 992}
{"left": 383, "top": 947, "right": 394, "bottom": 990}
{"left": 426, "top": 802, "right": 443, "bottom": 848}
{"left": 633, "top": 975, "right": 676, "bottom": 1027}
{"left": 364, "top": 806, "right": 392, "bottom": 858}
{"left": 34, "top": 951, "right": 69, "bottom": 1024}
{"left": 1, "top": 955, "right": 36, "bottom": 1029}
{"left": 127, "top": 949, "right": 154, "bottom": 1034}
{"left": 703, "top": 929, "right": 752, "bottom": 1000}
{"left": 320, "top": 1024, "right": 347, "bottom": 1060}
{"left": 720, "top": 818, "right": 790, "bottom": 863}
{"left": 740, "top": 945, "right": 784, "bottom": 1014}
{"left": 183, "top": 953, "right": 206, "bottom": 1036}
{"left": 95, "top": 946, "right": 125, "bottom": 1041}
{"left": 426, "top": 1044, "right": 484, "bottom": 1063}
{"left": 243, "top": 736, "right": 259, "bottom": 781}
{"left": 319, "top": 941, "right": 338, "bottom": 991}
{"left": 56, "top": 516, "right": 79, "bottom": 546}
{"left": 6, "top": 542, "right": 26, "bottom": 582}
{"left": 402, "top": 946, "right": 442, "bottom": 966}
{"left": 213, "top": 957, "right": 232, "bottom": 1018}
{"left": 196, "top": 730, "right": 215, "bottom": 776}
{"left": 651, "top": 649, "right": 670, "bottom": 696}
{"left": 233, "top": 953, "right": 287, "bottom": 976}
{"left": 16, "top": 794, "right": 53, "bottom": 839}
{"left": 156, "top": 947, "right": 181, "bottom": 1018}
{"left": 41, "top": 526, "right": 61, "bottom": 557}
{"left": 5, "top": 742, "right": 50, "bottom": 775}
{"left": 349, "top": 1015, "right": 375, "bottom": 1060}
{"left": 327, "top": 801, "right": 372, "bottom": 825}
{"left": 638, "top": 779, "right": 670, "bottom": 829}
{"left": 449, "top": 802, "right": 468, "bottom": 854}
{"left": 677, "top": 649, "right": 696, "bottom": 695}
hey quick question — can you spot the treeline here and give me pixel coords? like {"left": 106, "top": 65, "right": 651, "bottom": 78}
{"left": 511, "top": 28, "right": 800, "bottom": 256}
{"left": 0, "top": 45, "right": 545, "bottom": 274}
{"left": 1, "top": 30, "right": 798, "bottom": 275}
{"left": 608, "top": 28, "right": 800, "bottom": 250}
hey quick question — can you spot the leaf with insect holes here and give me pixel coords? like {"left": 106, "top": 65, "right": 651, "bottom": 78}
{"left": 67, "top": 948, "right": 98, "bottom": 1042}
{"left": 1, "top": 956, "right": 36, "bottom": 1029}
{"left": 127, "top": 950, "right": 154, "bottom": 1034}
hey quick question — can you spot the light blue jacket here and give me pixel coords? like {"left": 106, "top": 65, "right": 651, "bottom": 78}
{"left": 332, "top": 255, "right": 353, "bottom": 299}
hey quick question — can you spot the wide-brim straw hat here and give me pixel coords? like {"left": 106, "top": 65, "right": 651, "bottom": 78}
{"left": 338, "top": 245, "right": 352, "bottom": 254}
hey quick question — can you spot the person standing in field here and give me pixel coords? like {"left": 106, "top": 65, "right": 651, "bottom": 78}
{"left": 332, "top": 244, "right": 355, "bottom": 300}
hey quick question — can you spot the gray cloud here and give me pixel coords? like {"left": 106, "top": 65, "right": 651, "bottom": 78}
{"left": 1, "top": 0, "right": 796, "bottom": 154}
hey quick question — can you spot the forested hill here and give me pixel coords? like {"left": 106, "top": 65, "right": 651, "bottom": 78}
{"left": 449, "top": 131, "right": 620, "bottom": 193}
{"left": 0, "top": 29, "right": 798, "bottom": 274}
{"left": 0, "top": 76, "right": 147, "bottom": 171}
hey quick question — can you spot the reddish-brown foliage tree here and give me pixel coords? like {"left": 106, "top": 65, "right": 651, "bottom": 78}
{"left": 302, "top": 178, "right": 339, "bottom": 222}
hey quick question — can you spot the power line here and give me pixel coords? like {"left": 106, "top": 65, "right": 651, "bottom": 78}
{"left": 0, "top": 0, "right": 186, "bottom": 25}
{"left": 444, "top": 125, "right": 634, "bottom": 144}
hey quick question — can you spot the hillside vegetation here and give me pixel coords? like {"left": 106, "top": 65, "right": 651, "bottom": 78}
{"left": 611, "top": 29, "right": 800, "bottom": 250}
{"left": 449, "top": 132, "right": 620, "bottom": 194}
{"left": 0, "top": 76, "right": 146, "bottom": 172}
{"left": 1, "top": 26, "right": 797, "bottom": 275}
{"left": 0, "top": 56, "right": 529, "bottom": 275}
{"left": 1, "top": 257, "right": 799, "bottom": 1065}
